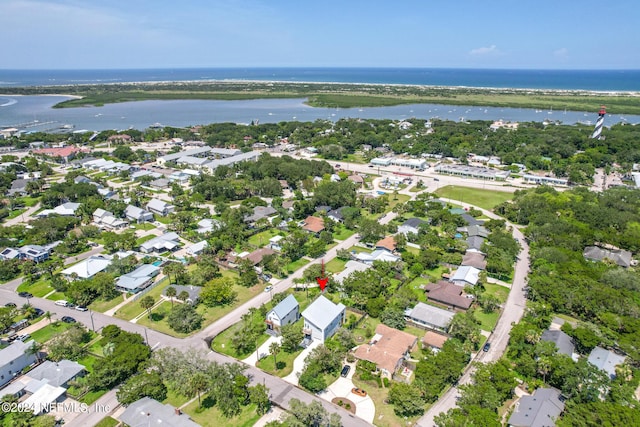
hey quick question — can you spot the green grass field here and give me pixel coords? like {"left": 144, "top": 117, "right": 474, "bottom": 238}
{"left": 325, "top": 258, "right": 347, "bottom": 274}
{"left": 94, "top": 417, "right": 119, "bottom": 427}
{"left": 17, "top": 279, "right": 55, "bottom": 298}
{"left": 29, "top": 322, "right": 73, "bottom": 343}
{"left": 333, "top": 226, "right": 355, "bottom": 241}
{"left": 256, "top": 347, "right": 303, "bottom": 377}
{"left": 135, "top": 234, "right": 157, "bottom": 245}
{"left": 484, "top": 283, "right": 510, "bottom": 303}
{"left": 286, "top": 258, "right": 309, "bottom": 273}
{"left": 88, "top": 294, "right": 125, "bottom": 313}
{"left": 474, "top": 309, "right": 500, "bottom": 332}
{"left": 183, "top": 401, "right": 261, "bottom": 427}
{"left": 248, "top": 229, "right": 282, "bottom": 248}
{"left": 435, "top": 185, "right": 513, "bottom": 211}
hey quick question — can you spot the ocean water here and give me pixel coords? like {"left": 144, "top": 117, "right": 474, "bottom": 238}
{"left": 1, "top": 68, "right": 640, "bottom": 91}
{"left": 1, "top": 68, "right": 639, "bottom": 132}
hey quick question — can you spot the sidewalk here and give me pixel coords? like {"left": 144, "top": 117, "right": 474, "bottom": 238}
{"left": 242, "top": 335, "right": 282, "bottom": 366}
{"left": 283, "top": 340, "right": 321, "bottom": 386}
{"left": 104, "top": 294, "right": 135, "bottom": 316}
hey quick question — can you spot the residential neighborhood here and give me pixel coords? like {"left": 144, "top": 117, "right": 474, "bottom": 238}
{"left": 0, "top": 116, "right": 639, "bottom": 427}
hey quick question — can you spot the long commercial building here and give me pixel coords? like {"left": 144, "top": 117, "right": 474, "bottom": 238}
{"left": 434, "top": 164, "right": 510, "bottom": 181}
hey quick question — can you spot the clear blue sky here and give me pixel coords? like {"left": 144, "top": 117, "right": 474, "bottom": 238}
{"left": 2, "top": 0, "right": 638, "bottom": 69}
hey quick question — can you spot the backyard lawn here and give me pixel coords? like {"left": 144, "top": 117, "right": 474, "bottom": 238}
{"left": 325, "top": 258, "right": 347, "bottom": 274}
{"left": 474, "top": 308, "right": 500, "bottom": 332}
{"left": 435, "top": 185, "right": 513, "bottom": 210}
{"left": 248, "top": 229, "right": 282, "bottom": 248}
{"left": 286, "top": 258, "right": 309, "bottom": 273}
{"left": 333, "top": 226, "right": 355, "bottom": 241}
{"left": 484, "top": 283, "right": 510, "bottom": 303}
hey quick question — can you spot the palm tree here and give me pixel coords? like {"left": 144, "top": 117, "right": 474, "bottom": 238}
{"left": 26, "top": 341, "right": 43, "bottom": 363}
{"left": 166, "top": 286, "right": 177, "bottom": 307}
{"left": 140, "top": 296, "right": 155, "bottom": 319}
{"left": 269, "top": 342, "right": 281, "bottom": 370}
{"left": 177, "top": 291, "right": 189, "bottom": 303}
{"left": 103, "top": 342, "right": 115, "bottom": 357}
{"left": 45, "top": 311, "right": 52, "bottom": 323}
{"left": 188, "top": 372, "right": 209, "bottom": 407}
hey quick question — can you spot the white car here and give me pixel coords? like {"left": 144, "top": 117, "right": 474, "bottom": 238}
{"left": 264, "top": 285, "right": 273, "bottom": 293}
{"left": 55, "top": 300, "right": 69, "bottom": 307}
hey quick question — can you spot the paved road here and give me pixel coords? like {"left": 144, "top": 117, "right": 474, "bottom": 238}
{"left": 3, "top": 202, "right": 41, "bottom": 227}
{"left": 415, "top": 202, "right": 530, "bottom": 427}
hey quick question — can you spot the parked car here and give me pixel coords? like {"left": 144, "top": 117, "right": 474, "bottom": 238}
{"left": 351, "top": 388, "right": 367, "bottom": 397}
{"left": 33, "top": 308, "right": 44, "bottom": 317}
{"left": 4, "top": 302, "right": 16, "bottom": 308}
{"left": 264, "top": 285, "right": 273, "bottom": 293}
{"left": 483, "top": 342, "right": 491, "bottom": 352}
{"left": 261, "top": 274, "right": 272, "bottom": 282}
{"left": 18, "top": 292, "right": 33, "bottom": 298}
{"left": 55, "top": 300, "right": 69, "bottom": 307}
{"left": 61, "top": 316, "right": 76, "bottom": 323}
{"left": 17, "top": 334, "right": 31, "bottom": 342}
{"left": 341, "top": 365, "right": 351, "bottom": 378}
{"left": 75, "top": 306, "right": 88, "bottom": 312}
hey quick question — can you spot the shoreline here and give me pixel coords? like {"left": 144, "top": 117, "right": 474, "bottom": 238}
{"left": 2, "top": 79, "right": 640, "bottom": 96}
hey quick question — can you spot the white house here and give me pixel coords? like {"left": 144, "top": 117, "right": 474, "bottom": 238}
{"left": 124, "top": 205, "right": 154, "bottom": 223}
{"left": 0, "top": 341, "right": 37, "bottom": 388}
{"left": 186, "top": 240, "right": 208, "bottom": 257}
{"left": 265, "top": 295, "right": 300, "bottom": 334}
{"left": 301, "top": 295, "right": 346, "bottom": 342}
{"left": 146, "top": 199, "right": 174, "bottom": 217}
{"left": 588, "top": 347, "right": 626, "bottom": 379}
{"left": 116, "top": 264, "right": 160, "bottom": 293}
{"left": 333, "top": 260, "right": 371, "bottom": 286}
{"left": 36, "top": 202, "right": 81, "bottom": 218}
{"left": 139, "top": 232, "right": 181, "bottom": 254}
{"left": 268, "top": 235, "right": 284, "bottom": 251}
{"left": 61, "top": 256, "right": 112, "bottom": 280}
{"left": 450, "top": 266, "right": 481, "bottom": 286}
{"left": 93, "top": 208, "right": 128, "bottom": 230}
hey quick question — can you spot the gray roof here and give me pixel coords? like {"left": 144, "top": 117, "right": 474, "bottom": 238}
{"left": 466, "top": 235, "right": 485, "bottom": 251}
{"left": 508, "top": 388, "right": 564, "bottom": 427}
{"left": 583, "top": 246, "right": 633, "bottom": 268}
{"left": 244, "top": 205, "right": 277, "bottom": 223}
{"left": 406, "top": 302, "right": 455, "bottom": 329}
{"left": 125, "top": 204, "right": 152, "bottom": 220}
{"left": 0, "top": 340, "right": 33, "bottom": 366}
{"left": 159, "top": 146, "right": 212, "bottom": 163}
{"left": 270, "top": 294, "right": 299, "bottom": 320}
{"left": 116, "top": 264, "right": 160, "bottom": 291}
{"left": 203, "top": 150, "right": 261, "bottom": 170}
{"left": 119, "top": 397, "right": 200, "bottom": 427}
{"left": 302, "top": 295, "right": 345, "bottom": 330}
{"left": 460, "top": 213, "right": 483, "bottom": 226}
{"left": 140, "top": 232, "right": 180, "bottom": 252}
{"left": 588, "top": 346, "right": 626, "bottom": 379}
{"left": 149, "top": 178, "right": 170, "bottom": 188}
{"left": 147, "top": 198, "right": 172, "bottom": 212}
{"left": 8, "top": 179, "right": 28, "bottom": 195}
{"left": 402, "top": 217, "right": 427, "bottom": 229}
{"left": 333, "top": 260, "right": 371, "bottom": 285}
{"left": 26, "top": 360, "right": 84, "bottom": 387}
{"left": 540, "top": 330, "right": 574, "bottom": 357}
{"left": 164, "top": 285, "right": 201, "bottom": 303}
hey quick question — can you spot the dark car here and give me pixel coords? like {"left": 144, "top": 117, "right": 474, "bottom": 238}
{"left": 4, "top": 302, "right": 16, "bottom": 308}
{"left": 483, "top": 342, "right": 491, "bottom": 352}
{"left": 61, "top": 316, "right": 76, "bottom": 323}
{"left": 341, "top": 365, "right": 351, "bottom": 378}
{"left": 33, "top": 308, "right": 44, "bottom": 317}
{"left": 18, "top": 292, "right": 33, "bottom": 298}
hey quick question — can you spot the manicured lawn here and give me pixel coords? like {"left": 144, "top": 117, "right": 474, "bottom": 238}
{"left": 30, "top": 322, "right": 73, "bottom": 343}
{"left": 138, "top": 282, "right": 263, "bottom": 337}
{"left": 17, "top": 279, "right": 54, "bottom": 298}
{"left": 136, "top": 234, "right": 157, "bottom": 245}
{"left": 114, "top": 278, "right": 169, "bottom": 320}
{"left": 347, "top": 245, "right": 371, "bottom": 254}
{"left": 94, "top": 417, "right": 119, "bottom": 427}
{"left": 325, "top": 258, "right": 347, "bottom": 274}
{"left": 256, "top": 347, "right": 304, "bottom": 377}
{"left": 6, "top": 208, "right": 27, "bottom": 220}
{"left": 351, "top": 375, "right": 418, "bottom": 427}
{"left": 81, "top": 389, "right": 108, "bottom": 405}
{"left": 182, "top": 400, "right": 261, "bottom": 427}
{"left": 435, "top": 185, "right": 513, "bottom": 211}
{"left": 248, "top": 229, "right": 282, "bottom": 248}
{"left": 286, "top": 258, "right": 309, "bottom": 273}
{"left": 154, "top": 215, "right": 173, "bottom": 224}
{"left": 474, "top": 308, "right": 500, "bottom": 332}
{"left": 88, "top": 294, "right": 125, "bottom": 313}
{"left": 46, "top": 291, "right": 67, "bottom": 301}
{"left": 16, "top": 196, "right": 40, "bottom": 207}
{"left": 132, "top": 222, "right": 156, "bottom": 230}
{"left": 385, "top": 193, "right": 410, "bottom": 213}
{"left": 211, "top": 326, "right": 271, "bottom": 359}
{"left": 333, "top": 226, "right": 355, "bottom": 241}
{"left": 484, "top": 283, "right": 510, "bottom": 303}
{"left": 163, "top": 387, "right": 190, "bottom": 408}
{"left": 402, "top": 245, "right": 420, "bottom": 255}
{"left": 77, "top": 354, "right": 100, "bottom": 374}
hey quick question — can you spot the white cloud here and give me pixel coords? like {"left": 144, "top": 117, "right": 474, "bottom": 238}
{"left": 553, "top": 47, "right": 569, "bottom": 58}
{"left": 469, "top": 45, "right": 499, "bottom": 56}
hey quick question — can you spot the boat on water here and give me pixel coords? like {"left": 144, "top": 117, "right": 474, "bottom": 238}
{"left": 149, "top": 122, "right": 163, "bottom": 128}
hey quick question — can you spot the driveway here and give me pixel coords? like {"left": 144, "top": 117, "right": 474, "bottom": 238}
{"left": 282, "top": 340, "right": 321, "bottom": 385}
{"left": 318, "top": 367, "right": 376, "bottom": 424}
